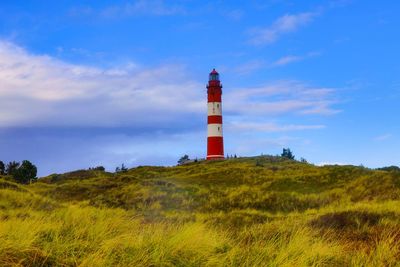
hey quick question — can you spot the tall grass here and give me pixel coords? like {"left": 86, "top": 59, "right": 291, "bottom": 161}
{"left": 1, "top": 157, "right": 400, "bottom": 266}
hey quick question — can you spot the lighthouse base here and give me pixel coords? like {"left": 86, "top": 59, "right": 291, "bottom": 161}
{"left": 207, "top": 136, "right": 224, "bottom": 160}
{"left": 206, "top": 155, "right": 224, "bottom": 160}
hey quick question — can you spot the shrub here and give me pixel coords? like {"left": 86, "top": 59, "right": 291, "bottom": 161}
{"left": 5, "top": 161, "right": 20, "bottom": 175}
{"left": 115, "top": 164, "right": 128, "bottom": 173}
{"left": 178, "top": 155, "right": 190, "bottom": 165}
{"left": 377, "top": 166, "right": 400, "bottom": 172}
{"left": 281, "top": 148, "right": 295, "bottom": 160}
{"left": 0, "top": 160, "right": 5, "bottom": 175}
{"left": 89, "top": 166, "right": 105, "bottom": 171}
{"left": 12, "top": 160, "right": 37, "bottom": 184}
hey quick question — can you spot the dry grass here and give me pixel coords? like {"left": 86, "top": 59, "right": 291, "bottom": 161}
{"left": 1, "top": 156, "right": 400, "bottom": 266}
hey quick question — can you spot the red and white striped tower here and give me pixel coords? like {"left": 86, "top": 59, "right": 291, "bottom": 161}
{"left": 207, "top": 68, "right": 224, "bottom": 160}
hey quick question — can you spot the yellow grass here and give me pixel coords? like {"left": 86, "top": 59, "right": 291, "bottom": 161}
{"left": 1, "top": 156, "right": 400, "bottom": 266}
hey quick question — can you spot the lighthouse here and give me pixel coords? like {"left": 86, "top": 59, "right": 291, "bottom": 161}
{"left": 207, "top": 69, "right": 224, "bottom": 160}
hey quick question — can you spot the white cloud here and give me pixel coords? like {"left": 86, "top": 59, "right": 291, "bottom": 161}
{"left": 271, "top": 51, "right": 321, "bottom": 67}
{"left": 249, "top": 12, "right": 318, "bottom": 45}
{"left": 374, "top": 133, "right": 392, "bottom": 141}
{"left": 227, "top": 121, "right": 325, "bottom": 133}
{"left": 232, "top": 52, "right": 321, "bottom": 73}
{"left": 0, "top": 41, "right": 203, "bottom": 127}
{"left": 272, "top": 55, "right": 303, "bottom": 66}
{"left": 224, "top": 81, "right": 339, "bottom": 116}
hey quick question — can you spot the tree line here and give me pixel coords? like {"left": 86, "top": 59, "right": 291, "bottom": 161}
{"left": 0, "top": 160, "right": 37, "bottom": 184}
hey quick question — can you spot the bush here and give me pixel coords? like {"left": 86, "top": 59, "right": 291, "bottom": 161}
{"left": 377, "top": 166, "right": 400, "bottom": 172}
{"left": 6, "top": 161, "right": 20, "bottom": 176}
{"left": 115, "top": 164, "right": 128, "bottom": 173}
{"left": 281, "top": 148, "right": 295, "bottom": 160}
{"left": 12, "top": 160, "right": 38, "bottom": 184}
{"left": 178, "top": 155, "right": 190, "bottom": 165}
{"left": 89, "top": 166, "right": 105, "bottom": 171}
{"left": 0, "top": 160, "right": 4, "bottom": 175}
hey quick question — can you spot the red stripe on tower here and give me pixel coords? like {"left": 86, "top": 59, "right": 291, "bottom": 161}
{"left": 206, "top": 69, "right": 224, "bottom": 160}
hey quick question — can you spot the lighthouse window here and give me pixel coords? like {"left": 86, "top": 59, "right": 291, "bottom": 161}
{"left": 217, "top": 104, "right": 219, "bottom": 108}
{"left": 209, "top": 74, "right": 219, "bottom": 81}
{"left": 218, "top": 127, "right": 220, "bottom": 131}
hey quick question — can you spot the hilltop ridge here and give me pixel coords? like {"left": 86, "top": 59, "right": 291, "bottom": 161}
{"left": 34, "top": 156, "right": 400, "bottom": 213}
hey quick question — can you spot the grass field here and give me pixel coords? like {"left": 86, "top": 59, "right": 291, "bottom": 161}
{"left": 1, "top": 156, "right": 400, "bottom": 266}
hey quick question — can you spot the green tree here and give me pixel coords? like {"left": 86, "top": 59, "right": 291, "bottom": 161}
{"left": 121, "top": 164, "right": 128, "bottom": 172}
{"left": 178, "top": 155, "right": 190, "bottom": 165}
{"left": 12, "top": 160, "right": 37, "bottom": 184}
{"left": 95, "top": 166, "right": 105, "bottom": 171}
{"left": 115, "top": 164, "right": 128, "bottom": 173}
{"left": 0, "top": 161, "right": 5, "bottom": 175}
{"left": 300, "top": 157, "right": 308, "bottom": 163}
{"left": 6, "top": 161, "right": 20, "bottom": 175}
{"left": 281, "top": 148, "right": 295, "bottom": 160}
{"left": 89, "top": 166, "right": 105, "bottom": 171}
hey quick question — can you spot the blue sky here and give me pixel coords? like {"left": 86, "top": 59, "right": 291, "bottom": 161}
{"left": 0, "top": 0, "right": 399, "bottom": 176}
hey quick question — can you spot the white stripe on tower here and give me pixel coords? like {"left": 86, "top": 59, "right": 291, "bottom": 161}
{"left": 207, "top": 102, "right": 222, "bottom": 116}
{"left": 208, "top": 124, "right": 223, "bottom": 137}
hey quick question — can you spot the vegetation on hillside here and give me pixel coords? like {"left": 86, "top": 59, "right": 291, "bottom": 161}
{"left": 0, "top": 160, "right": 37, "bottom": 184}
{"left": 1, "top": 156, "right": 400, "bottom": 266}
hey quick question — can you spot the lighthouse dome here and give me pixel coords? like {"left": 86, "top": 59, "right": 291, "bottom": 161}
{"left": 209, "top": 68, "right": 219, "bottom": 81}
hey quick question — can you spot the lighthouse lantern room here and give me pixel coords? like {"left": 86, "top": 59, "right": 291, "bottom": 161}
{"left": 206, "top": 69, "right": 224, "bottom": 160}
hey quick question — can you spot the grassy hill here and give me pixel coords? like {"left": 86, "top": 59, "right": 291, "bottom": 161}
{"left": 1, "top": 156, "right": 400, "bottom": 266}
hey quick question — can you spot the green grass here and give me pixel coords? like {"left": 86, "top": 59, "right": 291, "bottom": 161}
{"left": 1, "top": 156, "right": 400, "bottom": 266}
